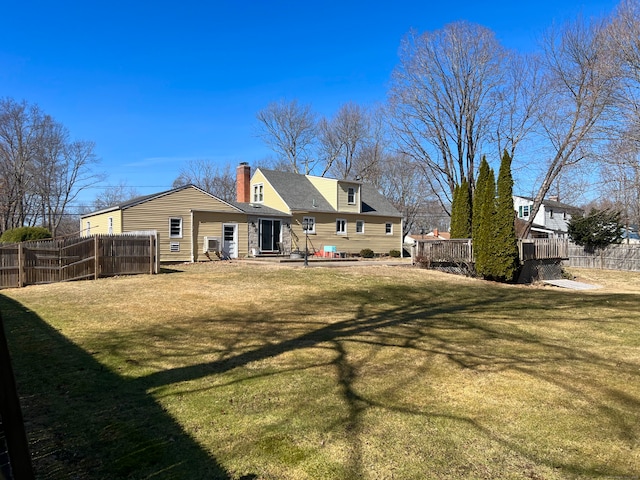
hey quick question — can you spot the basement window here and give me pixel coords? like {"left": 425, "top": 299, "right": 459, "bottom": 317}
{"left": 170, "top": 242, "right": 180, "bottom": 252}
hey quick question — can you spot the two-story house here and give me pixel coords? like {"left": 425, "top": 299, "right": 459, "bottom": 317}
{"left": 513, "top": 195, "right": 584, "bottom": 238}
{"left": 80, "top": 163, "right": 403, "bottom": 262}
{"left": 237, "top": 163, "right": 403, "bottom": 257}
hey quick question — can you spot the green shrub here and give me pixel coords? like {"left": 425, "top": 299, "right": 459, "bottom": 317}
{"left": 0, "top": 226, "right": 52, "bottom": 243}
{"left": 389, "top": 249, "right": 401, "bottom": 258}
{"left": 360, "top": 248, "right": 375, "bottom": 258}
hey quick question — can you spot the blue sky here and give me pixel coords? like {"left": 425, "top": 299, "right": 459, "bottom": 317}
{"left": 1, "top": 0, "right": 620, "bottom": 209}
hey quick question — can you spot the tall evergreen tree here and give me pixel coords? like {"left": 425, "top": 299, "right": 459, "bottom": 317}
{"left": 474, "top": 158, "right": 496, "bottom": 278}
{"left": 450, "top": 179, "right": 472, "bottom": 238}
{"left": 472, "top": 157, "right": 490, "bottom": 245}
{"left": 493, "top": 150, "right": 520, "bottom": 282}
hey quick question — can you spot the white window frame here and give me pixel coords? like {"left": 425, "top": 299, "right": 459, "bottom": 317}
{"left": 385, "top": 222, "right": 393, "bottom": 235}
{"left": 356, "top": 220, "right": 364, "bottom": 234}
{"left": 169, "top": 217, "right": 183, "bottom": 238}
{"left": 107, "top": 216, "right": 113, "bottom": 234}
{"left": 170, "top": 242, "right": 180, "bottom": 252}
{"left": 347, "top": 187, "right": 356, "bottom": 205}
{"left": 302, "top": 216, "right": 316, "bottom": 234}
{"left": 85, "top": 221, "right": 91, "bottom": 235}
{"left": 336, "top": 218, "right": 347, "bottom": 235}
{"left": 253, "top": 183, "right": 264, "bottom": 203}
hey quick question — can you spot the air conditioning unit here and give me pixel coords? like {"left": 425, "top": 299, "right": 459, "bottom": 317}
{"left": 203, "top": 236, "right": 220, "bottom": 253}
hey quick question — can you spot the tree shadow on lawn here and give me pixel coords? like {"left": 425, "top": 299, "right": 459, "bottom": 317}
{"left": 4, "top": 282, "right": 640, "bottom": 479}
{"left": 0, "top": 295, "right": 252, "bottom": 480}
{"left": 118, "top": 283, "right": 640, "bottom": 478}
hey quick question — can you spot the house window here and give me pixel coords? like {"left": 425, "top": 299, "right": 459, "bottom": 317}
{"left": 169, "top": 217, "right": 183, "bottom": 238}
{"left": 85, "top": 221, "right": 91, "bottom": 235}
{"left": 563, "top": 211, "right": 567, "bottom": 220}
{"left": 170, "top": 242, "right": 180, "bottom": 252}
{"left": 336, "top": 219, "right": 347, "bottom": 235}
{"left": 347, "top": 187, "right": 356, "bottom": 205}
{"left": 549, "top": 209, "right": 554, "bottom": 219}
{"left": 302, "top": 216, "right": 315, "bottom": 234}
{"left": 518, "top": 205, "right": 530, "bottom": 218}
{"left": 356, "top": 220, "right": 364, "bottom": 234}
{"left": 385, "top": 223, "right": 393, "bottom": 235}
{"left": 253, "top": 183, "right": 264, "bottom": 203}
{"left": 108, "top": 217, "right": 113, "bottom": 234}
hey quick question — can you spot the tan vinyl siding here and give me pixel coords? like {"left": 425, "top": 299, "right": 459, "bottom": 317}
{"left": 337, "top": 182, "right": 360, "bottom": 213}
{"left": 252, "top": 170, "right": 290, "bottom": 213}
{"left": 291, "top": 213, "right": 401, "bottom": 256}
{"left": 306, "top": 176, "right": 338, "bottom": 209}
{"left": 80, "top": 210, "right": 123, "bottom": 236}
{"left": 192, "top": 212, "right": 249, "bottom": 261}
{"left": 123, "top": 187, "right": 239, "bottom": 262}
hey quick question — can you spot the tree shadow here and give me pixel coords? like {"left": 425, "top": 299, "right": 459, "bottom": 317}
{"left": 123, "top": 283, "right": 639, "bottom": 478}
{"left": 3, "top": 279, "right": 640, "bottom": 478}
{"left": 0, "top": 295, "right": 242, "bottom": 480}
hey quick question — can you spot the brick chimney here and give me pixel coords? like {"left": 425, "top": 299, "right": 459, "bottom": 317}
{"left": 236, "top": 162, "right": 251, "bottom": 203}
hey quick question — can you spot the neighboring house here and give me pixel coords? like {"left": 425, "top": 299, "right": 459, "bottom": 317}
{"left": 404, "top": 229, "right": 450, "bottom": 245}
{"left": 239, "top": 164, "right": 404, "bottom": 256}
{"left": 80, "top": 164, "right": 403, "bottom": 262}
{"left": 621, "top": 226, "right": 640, "bottom": 244}
{"left": 513, "top": 195, "right": 584, "bottom": 238}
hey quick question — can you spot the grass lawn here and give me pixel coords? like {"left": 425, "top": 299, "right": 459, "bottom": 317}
{"left": 1, "top": 262, "right": 639, "bottom": 479}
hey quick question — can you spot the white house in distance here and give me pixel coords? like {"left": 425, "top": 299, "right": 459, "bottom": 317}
{"left": 513, "top": 195, "right": 584, "bottom": 238}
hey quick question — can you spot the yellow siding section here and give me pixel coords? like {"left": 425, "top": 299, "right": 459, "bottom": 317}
{"left": 123, "top": 187, "right": 240, "bottom": 262}
{"left": 252, "top": 170, "right": 290, "bottom": 213}
{"left": 80, "top": 210, "right": 123, "bottom": 236}
{"left": 336, "top": 182, "right": 360, "bottom": 213}
{"left": 306, "top": 176, "right": 337, "bottom": 209}
{"left": 192, "top": 212, "right": 249, "bottom": 261}
{"left": 291, "top": 213, "right": 402, "bottom": 256}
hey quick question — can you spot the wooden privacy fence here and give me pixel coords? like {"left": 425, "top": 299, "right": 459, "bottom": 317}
{"left": 567, "top": 243, "right": 640, "bottom": 271}
{"left": 0, "top": 233, "right": 157, "bottom": 289}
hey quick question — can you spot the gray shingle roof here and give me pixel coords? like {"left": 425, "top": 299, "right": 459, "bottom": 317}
{"left": 259, "top": 169, "right": 334, "bottom": 212}
{"left": 259, "top": 169, "right": 402, "bottom": 217}
{"left": 81, "top": 184, "right": 241, "bottom": 218}
{"left": 229, "top": 201, "right": 291, "bottom": 216}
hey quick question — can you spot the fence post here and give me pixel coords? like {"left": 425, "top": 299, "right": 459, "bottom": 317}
{"left": 17, "top": 243, "right": 23, "bottom": 288}
{"left": 94, "top": 236, "right": 99, "bottom": 280}
{"left": 149, "top": 235, "right": 154, "bottom": 275}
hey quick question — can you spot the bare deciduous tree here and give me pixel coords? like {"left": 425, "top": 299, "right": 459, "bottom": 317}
{"left": 0, "top": 98, "right": 103, "bottom": 235}
{"left": 38, "top": 139, "right": 102, "bottom": 235}
{"left": 522, "top": 15, "right": 620, "bottom": 237}
{"left": 388, "top": 21, "right": 507, "bottom": 208}
{"left": 90, "top": 181, "right": 141, "bottom": 212}
{"left": 256, "top": 99, "right": 317, "bottom": 174}
{"left": 318, "top": 102, "right": 370, "bottom": 179}
{"left": 172, "top": 160, "right": 236, "bottom": 202}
